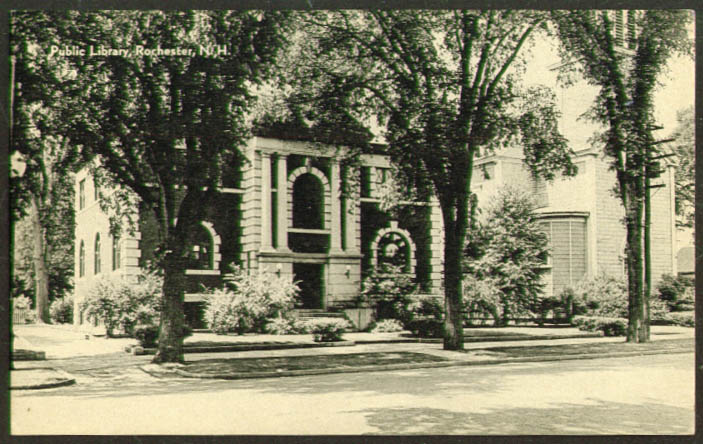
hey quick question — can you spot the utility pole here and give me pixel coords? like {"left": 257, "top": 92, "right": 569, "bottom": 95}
{"left": 644, "top": 124, "right": 675, "bottom": 340}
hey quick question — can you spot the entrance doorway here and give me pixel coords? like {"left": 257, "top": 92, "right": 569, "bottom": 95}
{"left": 293, "top": 263, "right": 325, "bottom": 309}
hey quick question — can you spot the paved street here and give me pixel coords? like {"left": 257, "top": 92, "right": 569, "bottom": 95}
{"left": 11, "top": 352, "right": 693, "bottom": 435}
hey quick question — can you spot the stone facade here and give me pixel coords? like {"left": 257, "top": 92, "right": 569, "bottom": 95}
{"left": 73, "top": 137, "right": 443, "bottom": 326}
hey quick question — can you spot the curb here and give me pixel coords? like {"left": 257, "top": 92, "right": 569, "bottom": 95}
{"left": 128, "top": 340, "right": 356, "bottom": 355}
{"left": 10, "top": 368, "right": 77, "bottom": 390}
{"left": 356, "top": 333, "right": 603, "bottom": 344}
{"left": 150, "top": 347, "right": 693, "bottom": 381}
{"left": 11, "top": 349, "right": 47, "bottom": 361}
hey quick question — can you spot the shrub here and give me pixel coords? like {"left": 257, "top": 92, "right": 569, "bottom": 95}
{"left": 203, "top": 266, "right": 299, "bottom": 335}
{"left": 265, "top": 317, "right": 300, "bottom": 335}
{"left": 569, "top": 274, "right": 628, "bottom": 319}
{"left": 406, "top": 318, "right": 444, "bottom": 338}
{"left": 13, "top": 295, "right": 33, "bottom": 311}
{"left": 406, "top": 295, "right": 444, "bottom": 337}
{"left": 12, "top": 295, "right": 36, "bottom": 323}
{"left": 116, "top": 270, "right": 162, "bottom": 336}
{"left": 306, "top": 318, "right": 351, "bottom": 342}
{"left": 667, "top": 311, "right": 694, "bottom": 327}
{"left": 408, "top": 294, "right": 444, "bottom": 320}
{"left": 656, "top": 274, "right": 694, "bottom": 312}
{"left": 79, "top": 271, "right": 162, "bottom": 337}
{"left": 50, "top": 297, "right": 74, "bottom": 324}
{"left": 133, "top": 324, "right": 159, "bottom": 347}
{"left": 79, "top": 276, "right": 121, "bottom": 336}
{"left": 360, "top": 265, "right": 417, "bottom": 324}
{"left": 371, "top": 318, "right": 404, "bottom": 333}
{"left": 649, "top": 298, "right": 671, "bottom": 323}
{"left": 572, "top": 315, "right": 627, "bottom": 337}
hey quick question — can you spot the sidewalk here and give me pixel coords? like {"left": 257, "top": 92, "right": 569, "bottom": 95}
{"left": 11, "top": 323, "right": 694, "bottom": 388}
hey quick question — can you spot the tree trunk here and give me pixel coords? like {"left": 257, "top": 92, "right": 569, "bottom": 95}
{"left": 30, "top": 197, "right": 50, "bottom": 323}
{"left": 625, "top": 180, "right": 649, "bottom": 343}
{"left": 441, "top": 213, "right": 465, "bottom": 350}
{"left": 153, "top": 252, "right": 186, "bottom": 363}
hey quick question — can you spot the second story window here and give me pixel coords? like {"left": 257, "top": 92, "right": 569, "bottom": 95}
{"left": 293, "top": 173, "right": 324, "bottom": 229}
{"left": 79, "top": 240, "right": 85, "bottom": 277}
{"left": 94, "top": 178, "right": 100, "bottom": 201}
{"left": 94, "top": 233, "right": 101, "bottom": 275}
{"left": 79, "top": 179, "right": 86, "bottom": 210}
{"left": 112, "top": 236, "right": 121, "bottom": 270}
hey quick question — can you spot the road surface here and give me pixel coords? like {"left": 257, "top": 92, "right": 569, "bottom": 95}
{"left": 11, "top": 352, "right": 694, "bottom": 435}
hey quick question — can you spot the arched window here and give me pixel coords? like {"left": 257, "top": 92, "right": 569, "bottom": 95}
{"left": 293, "top": 173, "right": 324, "bottom": 229}
{"left": 79, "top": 240, "right": 85, "bottom": 277}
{"left": 189, "top": 225, "right": 213, "bottom": 270}
{"left": 94, "top": 233, "right": 101, "bottom": 275}
{"left": 112, "top": 236, "right": 121, "bottom": 271}
{"left": 369, "top": 222, "right": 417, "bottom": 275}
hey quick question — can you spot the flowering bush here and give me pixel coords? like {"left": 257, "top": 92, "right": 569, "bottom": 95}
{"left": 306, "top": 318, "right": 351, "bottom": 342}
{"left": 371, "top": 318, "right": 404, "bottom": 333}
{"left": 50, "top": 297, "right": 74, "bottom": 324}
{"left": 203, "top": 266, "right": 299, "bottom": 335}
{"left": 116, "top": 271, "right": 162, "bottom": 335}
{"left": 79, "top": 276, "right": 121, "bottom": 336}
{"left": 79, "top": 270, "right": 162, "bottom": 337}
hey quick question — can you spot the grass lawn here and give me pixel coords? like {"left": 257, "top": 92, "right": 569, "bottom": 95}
{"left": 182, "top": 352, "right": 448, "bottom": 376}
{"left": 480, "top": 338, "right": 694, "bottom": 359}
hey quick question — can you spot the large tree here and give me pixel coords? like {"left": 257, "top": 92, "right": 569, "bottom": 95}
{"left": 10, "top": 15, "right": 80, "bottom": 322}
{"left": 297, "top": 10, "right": 575, "bottom": 349}
{"left": 551, "top": 10, "right": 692, "bottom": 342}
{"left": 14, "top": 10, "right": 291, "bottom": 362}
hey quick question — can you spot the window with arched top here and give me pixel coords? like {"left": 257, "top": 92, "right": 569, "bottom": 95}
{"left": 293, "top": 173, "right": 324, "bottom": 229}
{"left": 370, "top": 222, "right": 417, "bottom": 275}
{"left": 189, "top": 224, "right": 213, "bottom": 270}
{"left": 94, "top": 233, "right": 101, "bottom": 275}
{"left": 112, "top": 236, "right": 121, "bottom": 271}
{"left": 79, "top": 240, "right": 85, "bottom": 277}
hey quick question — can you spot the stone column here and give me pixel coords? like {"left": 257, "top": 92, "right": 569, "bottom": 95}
{"left": 260, "top": 151, "right": 274, "bottom": 252}
{"left": 330, "top": 160, "right": 343, "bottom": 253}
{"left": 276, "top": 154, "right": 290, "bottom": 252}
{"left": 344, "top": 168, "right": 359, "bottom": 253}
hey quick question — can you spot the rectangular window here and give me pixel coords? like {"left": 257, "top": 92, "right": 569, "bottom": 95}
{"left": 79, "top": 179, "right": 86, "bottom": 210}
{"left": 94, "top": 178, "right": 99, "bottom": 201}
{"left": 541, "top": 218, "right": 587, "bottom": 296}
{"left": 360, "top": 167, "right": 372, "bottom": 198}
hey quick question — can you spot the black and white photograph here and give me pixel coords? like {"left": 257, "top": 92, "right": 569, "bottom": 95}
{"left": 7, "top": 7, "right": 696, "bottom": 436}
